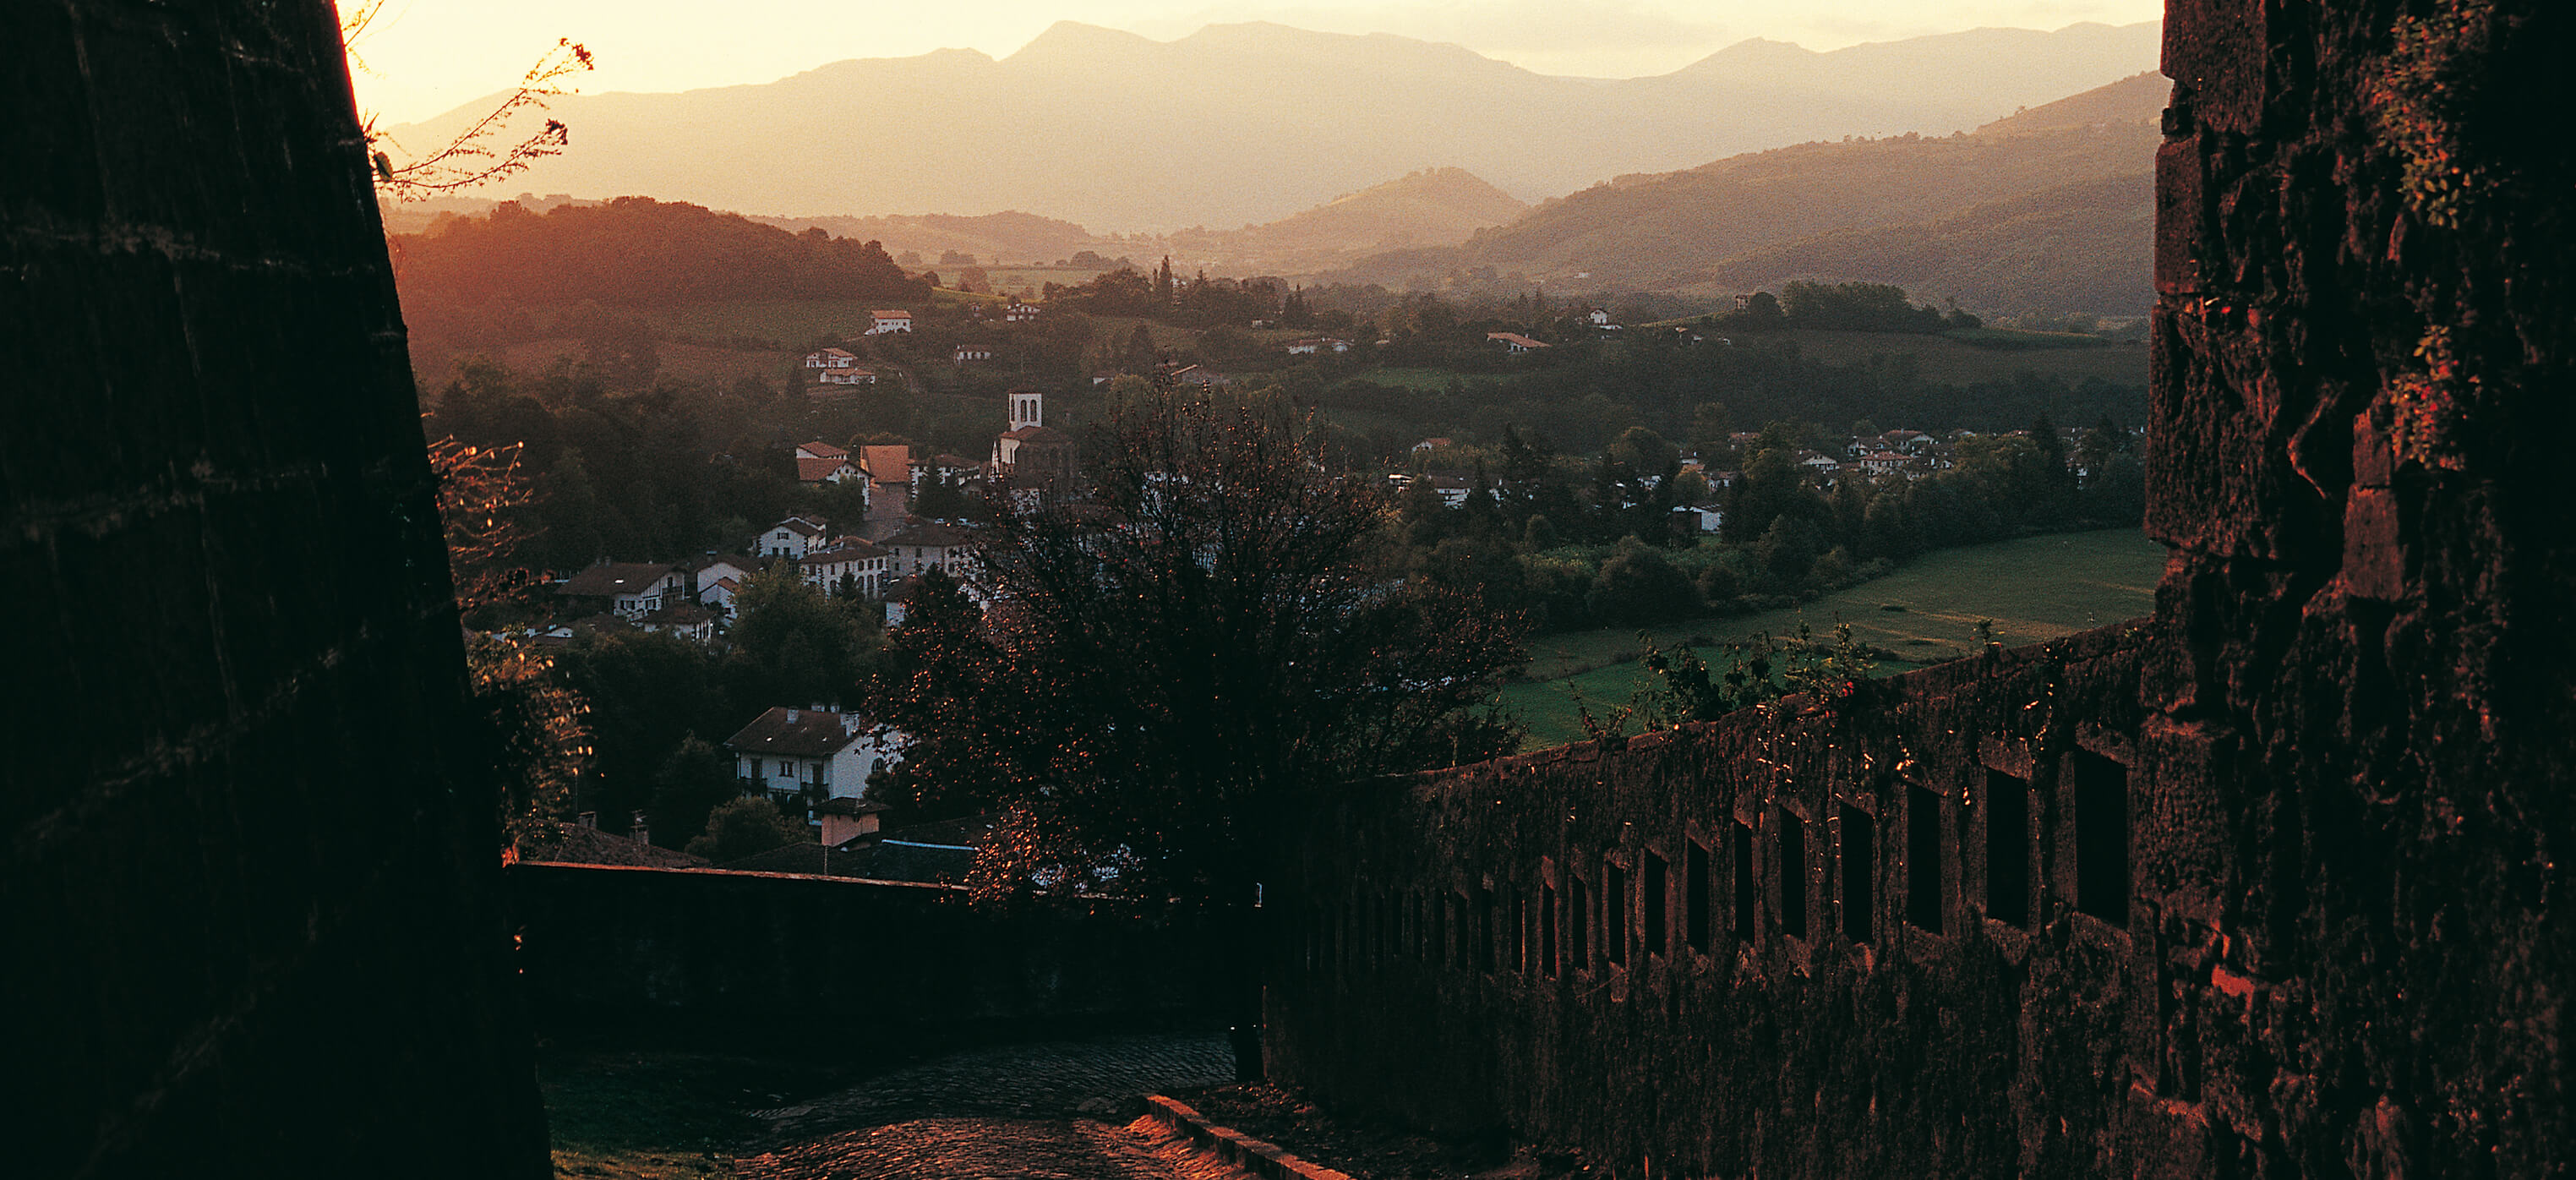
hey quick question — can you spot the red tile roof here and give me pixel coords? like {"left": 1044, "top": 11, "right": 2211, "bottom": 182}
{"left": 797, "top": 456, "right": 856, "bottom": 482}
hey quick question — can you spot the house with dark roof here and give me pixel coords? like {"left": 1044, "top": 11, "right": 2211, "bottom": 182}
{"left": 516, "top": 818, "right": 711, "bottom": 870}
{"left": 555, "top": 561, "right": 684, "bottom": 620}
{"left": 758, "top": 516, "right": 829, "bottom": 558}
{"left": 800, "top": 538, "right": 890, "bottom": 598}
{"left": 723, "top": 706, "right": 903, "bottom": 813}
{"left": 879, "top": 521, "right": 980, "bottom": 581}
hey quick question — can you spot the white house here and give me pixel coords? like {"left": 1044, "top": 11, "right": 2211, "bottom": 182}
{"left": 794, "top": 441, "right": 861, "bottom": 483}
{"left": 684, "top": 554, "right": 753, "bottom": 613}
{"left": 1487, "top": 331, "right": 1548, "bottom": 352}
{"left": 723, "top": 706, "right": 904, "bottom": 811}
{"left": 700, "top": 575, "right": 743, "bottom": 616}
{"left": 953, "top": 345, "right": 993, "bottom": 363}
{"left": 803, "top": 347, "right": 860, "bottom": 370}
{"left": 879, "top": 521, "right": 980, "bottom": 581}
{"left": 1285, "top": 337, "right": 1351, "bottom": 355}
{"left": 758, "top": 516, "right": 829, "bottom": 559}
{"left": 1586, "top": 308, "right": 1615, "bottom": 327}
{"left": 1004, "top": 301, "right": 1042, "bottom": 323}
{"left": 800, "top": 538, "right": 890, "bottom": 598}
{"left": 816, "top": 366, "right": 877, "bottom": 386}
{"left": 865, "top": 309, "right": 914, "bottom": 335}
{"left": 555, "top": 562, "right": 683, "bottom": 620}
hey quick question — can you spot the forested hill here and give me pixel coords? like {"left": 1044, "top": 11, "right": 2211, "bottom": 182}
{"left": 394, "top": 197, "right": 929, "bottom": 309}
{"left": 1701, "top": 172, "right": 2152, "bottom": 315}
{"left": 747, "top": 210, "right": 1100, "bottom": 270}
{"left": 1329, "top": 72, "right": 2164, "bottom": 313}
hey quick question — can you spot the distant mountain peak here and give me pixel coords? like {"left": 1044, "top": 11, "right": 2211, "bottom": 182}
{"left": 1007, "top": 20, "right": 1160, "bottom": 60}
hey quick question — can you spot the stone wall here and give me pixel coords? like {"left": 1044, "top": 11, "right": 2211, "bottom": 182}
{"left": 1267, "top": 626, "right": 2164, "bottom": 1175}
{"left": 511, "top": 864, "right": 1235, "bottom": 1046}
{"left": 1, "top": 3, "right": 548, "bottom": 1175}
{"left": 1268, "top": 3, "right": 2576, "bottom": 1174}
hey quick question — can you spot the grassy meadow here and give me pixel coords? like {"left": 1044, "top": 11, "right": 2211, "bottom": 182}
{"left": 1498, "top": 527, "right": 2164, "bottom": 751}
{"left": 1771, "top": 327, "right": 2148, "bottom": 387}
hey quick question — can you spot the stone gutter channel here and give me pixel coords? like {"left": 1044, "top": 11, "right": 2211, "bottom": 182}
{"left": 1143, "top": 1095, "right": 1359, "bottom": 1180}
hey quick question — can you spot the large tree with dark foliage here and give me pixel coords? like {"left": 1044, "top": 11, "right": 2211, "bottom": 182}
{"left": 876, "top": 389, "right": 1528, "bottom": 910}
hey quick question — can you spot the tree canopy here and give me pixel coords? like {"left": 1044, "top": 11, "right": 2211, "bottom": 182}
{"left": 875, "top": 390, "right": 1529, "bottom": 908}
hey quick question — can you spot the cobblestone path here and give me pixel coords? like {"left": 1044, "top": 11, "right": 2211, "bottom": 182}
{"left": 735, "top": 1032, "right": 1242, "bottom": 1180}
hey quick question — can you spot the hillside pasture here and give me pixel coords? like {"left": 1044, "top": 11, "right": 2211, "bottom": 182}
{"left": 1766, "top": 327, "right": 2148, "bottom": 387}
{"left": 1501, "top": 528, "right": 2164, "bottom": 750}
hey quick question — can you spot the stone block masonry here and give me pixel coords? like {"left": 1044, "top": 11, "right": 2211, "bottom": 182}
{"left": 1268, "top": 3, "right": 2576, "bottom": 1174}
{"left": 2, "top": 2, "right": 548, "bottom": 1176}
{"left": 1266, "top": 627, "right": 2164, "bottom": 1175}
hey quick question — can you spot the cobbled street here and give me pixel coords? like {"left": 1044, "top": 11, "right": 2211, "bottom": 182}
{"left": 734, "top": 1031, "right": 1246, "bottom": 1179}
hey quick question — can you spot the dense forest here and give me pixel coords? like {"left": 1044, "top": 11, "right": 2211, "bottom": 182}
{"left": 396, "top": 197, "right": 928, "bottom": 309}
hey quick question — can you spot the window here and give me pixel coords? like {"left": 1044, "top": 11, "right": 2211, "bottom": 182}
{"left": 1643, "top": 850, "right": 1668, "bottom": 958}
{"left": 1733, "top": 822, "right": 1756, "bottom": 943}
{"left": 1841, "top": 803, "right": 1875, "bottom": 944}
{"left": 1779, "top": 810, "right": 1808, "bottom": 939}
{"left": 2074, "top": 752, "right": 2130, "bottom": 925}
{"left": 1510, "top": 891, "right": 1528, "bottom": 973}
{"left": 1569, "top": 875, "right": 1589, "bottom": 969}
{"left": 1542, "top": 882, "right": 1558, "bottom": 975}
{"left": 1987, "top": 770, "right": 2030, "bottom": 927}
{"left": 1475, "top": 886, "right": 1496, "bottom": 972}
{"left": 1603, "top": 860, "right": 1629, "bottom": 967}
{"left": 1907, "top": 786, "right": 1944, "bottom": 933}
{"left": 1685, "top": 839, "right": 1711, "bottom": 953}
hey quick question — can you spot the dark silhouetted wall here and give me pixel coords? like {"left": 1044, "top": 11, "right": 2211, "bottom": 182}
{"left": 510, "top": 865, "right": 1233, "bottom": 1045}
{"left": 1, "top": 2, "right": 548, "bottom": 1175}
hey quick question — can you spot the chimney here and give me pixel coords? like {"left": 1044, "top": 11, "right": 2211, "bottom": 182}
{"left": 576, "top": 811, "right": 598, "bottom": 828}
{"left": 785, "top": 708, "right": 800, "bottom": 724}
{"left": 630, "top": 810, "right": 649, "bottom": 846}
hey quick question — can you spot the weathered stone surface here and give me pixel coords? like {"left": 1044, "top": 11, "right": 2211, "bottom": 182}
{"left": 1, "top": 2, "right": 547, "bottom": 1175}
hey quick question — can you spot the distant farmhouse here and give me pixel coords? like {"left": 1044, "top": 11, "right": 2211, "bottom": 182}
{"left": 794, "top": 440, "right": 860, "bottom": 483}
{"left": 864, "top": 309, "right": 914, "bottom": 335}
{"left": 555, "top": 561, "right": 682, "bottom": 620}
{"left": 1487, "top": 331, "right": 1548, "bottom": 352}
{"left": 722, "top": 706, "right": 903, "bottom": 843}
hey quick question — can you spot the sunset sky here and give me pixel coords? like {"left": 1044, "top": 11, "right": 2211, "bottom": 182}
{"left": 341, "top": 0, "right": 2163, "bottom": 126}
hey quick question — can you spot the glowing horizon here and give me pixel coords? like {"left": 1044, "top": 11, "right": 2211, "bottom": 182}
{"left": 341, "top": 1, "right": 2162, "bottom": 127}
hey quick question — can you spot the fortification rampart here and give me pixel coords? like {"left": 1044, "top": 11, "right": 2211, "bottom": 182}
{"left": 1267, "top": 624, "right": 2173, "bottom": 1175}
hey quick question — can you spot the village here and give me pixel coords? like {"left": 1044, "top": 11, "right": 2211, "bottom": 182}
{"left": 516, "top": 298, "right": 2137, "bottom": 880}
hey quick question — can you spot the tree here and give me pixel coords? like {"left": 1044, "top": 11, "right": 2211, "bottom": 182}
{"left": 648, "top": 734, "right": 738, "bottom": 851}
{"left": 428, "top": 437, "right": 589, "bottom": 850}
{"left": 685, "top": 795, "right": 801, "bottom": 862}
{"left": 729, "top": 563, "right": 873, "bottom": 707}
{"left": 345, "top": 3, "right": 595, "bottom": 201}
{"left": 878, "top": 389, "right": 1529, "bottom": 914}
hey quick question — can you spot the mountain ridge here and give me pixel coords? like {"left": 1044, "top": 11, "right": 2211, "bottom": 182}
{"left": 382, "top": 19, "right": 2159, "bottom": 231}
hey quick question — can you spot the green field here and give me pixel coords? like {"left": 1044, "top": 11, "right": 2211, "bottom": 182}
{"left": 1499, "top": 528, "right": 2164, "bottom": 750}
{"left": 1769, "top": 327, "right": 2148, "bottom": 387}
